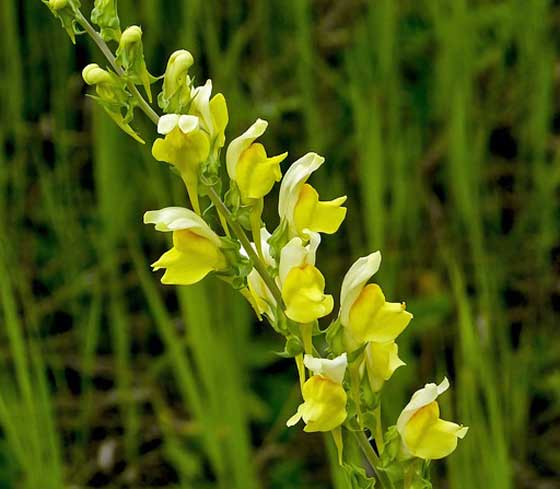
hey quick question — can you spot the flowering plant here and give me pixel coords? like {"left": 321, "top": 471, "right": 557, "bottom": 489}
{"left": 43, "top": 1, "right": 468, "bottom": 486}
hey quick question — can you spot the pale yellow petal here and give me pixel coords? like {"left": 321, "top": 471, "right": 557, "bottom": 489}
{"left": 294, "top": 184, "right": 347, "bottom": 235}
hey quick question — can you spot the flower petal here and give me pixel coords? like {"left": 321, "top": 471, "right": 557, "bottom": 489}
{"left": 293, "top": 184, "right": 347, "bottom": 235}
{"left": 282, "top": 265, "right": 333, "bottom": 323}
{"left": 226, "top": 118, "right": 268, "bottom": 180}
{"left": 178, "top": 114, "right": 199, "bottom": 134}
{"left": 278, "top": 152, "right": 324, "bottom": 232}
{"left": 143, "top": 206, "right": 221, "bottom": 246}
{"left": 278, "top": 234, "right": 320, "bottom": 285}
{"left": 339, "top": 252, "right": 382, "bottom": 326}
{"left": 397, "top": 378, "right": 450, "bottom": 437}
{"left": 151, "top": 246, "right": 214, "bottom": 285}
{"left": 158, "top": 114, "right": 180, "bottom": 134}
{"left": 304, "top": 353, "right": 347, "bottom": 384}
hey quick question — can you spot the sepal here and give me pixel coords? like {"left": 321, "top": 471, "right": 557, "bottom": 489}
{"left": 342, "top": 463, "right": 376, "bottom": 488}
{"left": 275, "top": 336, "right": 304, "bottom": 358}
{"left": 91, "top": 0, "right": 121, "bottom": 42}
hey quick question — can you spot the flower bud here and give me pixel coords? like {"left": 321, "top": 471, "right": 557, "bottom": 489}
{"left": 120, "top": 25, "right": 141, "bottom": 45}
{"left": 49, "top": 0, "right": 68, "bottom": 9}
{"left": 82, "top": 63, "right": 112, "bottom": 85}
{"left": 364, "top": 341, "right": 405, "bottom": 392}
{"left": 158, "top": 50, "right": 195, "bottom": 113}
{"left": 91, "top": 0, "right": 121, "bottom": 42}
{"left": 116, "top": 25, "right": 155, "bottom": 102}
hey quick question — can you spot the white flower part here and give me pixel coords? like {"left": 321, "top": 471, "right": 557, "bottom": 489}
{"left": 278, "top": 232, "right": 321, "bottom": 285}
{"left": 396, "top": 378, "right": 450, "bottom": 437}
{"left": 226, "top": 118, "right": 268, "bottom": 180}
{"left": 304, "top": 353, "right": 347, "bottom": 384}
{"left": 339, "top": 251, "right": 382, "bottom": 326}
{"left": 157, "top": 114, "right": 180, "bottom": 135}
{"left": 190, "top": 79, "right": 213, "bottom": 133}
{"left": 178, "top": 114, "right": 199, "bottom": 134}
{"left": 143, "top": 207, "right": 221, "bottom": 246}
{"left": 244, "top": 228, "right": 277, "bottom": 319}
{"left": 278, "top": 152, "right": 325, "bottom": 233}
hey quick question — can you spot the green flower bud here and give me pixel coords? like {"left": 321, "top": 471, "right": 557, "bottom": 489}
{"left": 42, "top": 0, "right": 80, "bottom": 43}
{"left": 158, "top": 50, "right": 194, "bottom": 113}
{"left": 82, "top": 63, "right": 112, "bottom": 85}
{"left": 49, "top": 0, "right": 68, "bottom": 9}
{"left": 115, "top": 25, "right": 155, "bottom": 102}
{"left": 81, "top": 64, "right": 144, "bottom": 144}
{"left": 120, "top": 25, "right": 142, "bottom": 44}
{"left": 91, "top": 0, "right": 121, "bottom": 42}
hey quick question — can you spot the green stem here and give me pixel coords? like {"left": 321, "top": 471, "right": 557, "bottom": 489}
{"left": 374, "top": 404, "right": 385, "bottom": 454}
{"left": 352, "top": 431, "right": 394, "bottom": 489}
{"left": 74, "top": 9, "right": 159, "bottom": 125}
{"left": 207, "top": 188, "right": 285, "bottom": 309}
{"left": 74, "top": 8, "right": 285, "bottom": 311}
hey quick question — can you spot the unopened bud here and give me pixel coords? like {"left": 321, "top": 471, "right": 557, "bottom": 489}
{"left": 82, "top": 64, "right": 111, "bottom": 85}
{"left": 116, "top": 25, "right": 154, "bottom": 102}
{"left": 120, "top": 25, "right": 142, "bottom": 46}
{"left": 91, "top": 0, "right": 121, "bottom": 42}
{"left": 49, "top": 0, "right": 68, "bottom": 10}
{"left": 158, "top": 50, "right": 194, "bottom": 113}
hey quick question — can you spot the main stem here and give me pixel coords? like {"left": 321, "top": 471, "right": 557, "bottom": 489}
{"left": 352, "top": 431, "right": 394, "bottom": 489}
{"left": 206, "top": 188, "right": 285, "bottom": 308}
{"left": 75, "top": 9, "right": 285, "bottom": 309}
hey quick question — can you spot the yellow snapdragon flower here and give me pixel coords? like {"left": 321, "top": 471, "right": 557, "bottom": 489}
{"left": 152, "top": 114, "right": 210, "bottom": 214}
{"left": 363, "top": 341, "right": 405, "bottom": 392}
{"left": 278, "top": 152, "right": 347, "bottom": 239}
{"left": 397, "top": 378, "right": 468, "bottom": 460}
{"left": 144, "top": 207, "right": 226, "bottom": 285}
{"left": 287, "top": 354, "right": 348, "bottom": 432}
{"left": 226, "top": 118, "right": 287, "bottom": 202}
{"left": 339, "top": 252, "right": 412, "bottom": 348}
{"left": 278, "top": 233, "right": 333, "bottom": 323}
{"left": 190, "top": 80, "right": 228, "bottom": 150}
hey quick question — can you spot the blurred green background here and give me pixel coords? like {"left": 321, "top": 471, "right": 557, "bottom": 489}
{"left": 1, "top": 0, "right": 559, "bottom": 488}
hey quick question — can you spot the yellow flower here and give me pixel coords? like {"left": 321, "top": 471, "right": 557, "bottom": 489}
{"left": 278, "top": 234, "right": 333, "bottom": 323}
{"left": 226, "top": 119, "right": 287, "bottom": 202}
{"left": 190, "top": 80, "right": 228, "bottom": 150}
{"left": 279, "top": 152, "right": 347, "bottom": 239}
{"left": 339, "top": 252, "right": 412, "bottom": 347}
{"left": 287, "top": 354, "right": 348, "bottom": 432}
{"left": 397, "top": 378, "right": 468, "bottom": 460}
{"left": 152, "top": 114, "right": 210, "bottom": 214}
{"left": 144, "top": 207, "right": 226, "bottom": 285}
{"left": 363, "top": 341, "right": 405, "bottom": 392}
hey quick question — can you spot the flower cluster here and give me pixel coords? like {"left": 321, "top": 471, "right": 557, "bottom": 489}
{"left": 44, "top": 1, "right": 469, "bottom": 486}
{"left": 141, "top": 50, "right": 468, "bottom": 480}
